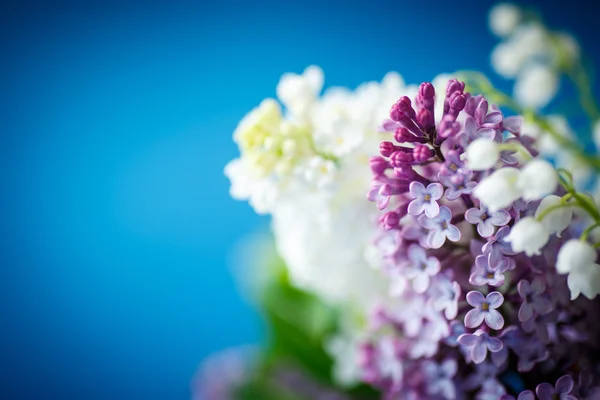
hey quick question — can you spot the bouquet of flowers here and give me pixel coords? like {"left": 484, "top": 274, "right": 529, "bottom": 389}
{"left": 200, "top": 4, "right": 600, "bottom": 399}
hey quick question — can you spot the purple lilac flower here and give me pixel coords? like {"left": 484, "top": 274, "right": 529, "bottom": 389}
{"left": 482, "top": 226, "right": 517, "bottom": 269}
{"left": 517, "top": 278, "right": 553, "bottom": 322}
{"left": 577, "top": 369, "right": 600, "bottom": 400}
{"left": 465, "top": 291, "right": 505, "bottom": 330}
{"left": 463, "top": 361, "right": 499, "bottom": 390}
{"left": 429, "top": 275, "right": 461, "bottom": 319}
{"left": 536, "top": 375, "right": 577, "bottom": 400}
{"left": 417, "top": 206, "right": 461, "bottom": 249}
{"left": 402, "top": 244, "right": 440, "bottom": 293}
{"left": 500, "top": 390, "right": 535, "bottom": 400}
{"left": 421, "top": 359, "right": 457, "bottom": 399}
{"left": 465, "top": 206, "right": 511, "bottom": 238}
{"left": 438, "top": 169, "right": 477, "bottom": 200}
{"left": 469, "top": 254, "right": 509, "bottom": 287}
{"left": 517, "top": 338, "right": 549, "bottom": 372}
{"left": 476, "top": 379, "right": 507, "bottom": 400}
{"left": 407, "top": 181, "right": 443, "bottom": 217}
{"left": 444, "top": 321, "right": 467, "bottom": 347}
{"left": 458, "top": 329, "right": 503, "bottom": 364}
{"left": 367, "top": 181, "right": 393, "bottom": 210}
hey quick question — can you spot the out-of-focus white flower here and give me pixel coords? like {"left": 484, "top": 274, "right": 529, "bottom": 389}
{"left": 567, "top": 263, "right": 600, "bottom": 300}
{"left": 556, "top": 239, "right": 597, "bottom": 275}
{"left": 535, "top": 195, "right": 572, "bottom": 237}
{"left": 514, "top": 63, "right": 558, "bottom": 109}
{"left": 466, "top": 138, "right": 500, "bottom": 170}
{"left": 473, "top": 167, "right": 521, "bottom": 212}
{"left": 505, "top": 217, "right": 550, "bottom": 256}
{"left": 276, "top": 65, "right": 324, "bottom": 121}
{"left": 489, "top": 3, "right": 522, "bottom": 37}
{"left": 516, "top": 159, "right": 557, "bottom": 200}
{"left": 302, "top": 156, "right": 337, "bottom": 189}
{"left": 593, "top": 120, "right": 600, "bottom": 152}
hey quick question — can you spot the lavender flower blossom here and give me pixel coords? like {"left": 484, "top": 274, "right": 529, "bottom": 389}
{"left": 465, "top": 291, "right": 505, "bottom": 330}
{"left": 418, "top": 206, "right": 461, "bottom": 249}
{"left": 482, "top": 226, "right": 517, "bottom": 269}
{"left": 407, "top": 181, "right": 443, "bottom": 217}
{"left": 439, "top": 170, "right": 478, "bottom": 200}
{"left": 517, "top": 278, "right": 552, "bottom": 322}
{"left": 465, "top": 206, "right": 511, "bottom": 238}
{"left": 402, "top": 244, "right": 440, "bottom": 293}
{"left": 469, "top": 254, "right": 509, "bottom": 287}
{"left": 536, "top": 375, "right": 577, "bottom": 400}
{"left": 421, "top": 359, "right": 457, "bottom": 399}
{"left": 458, "top": 329, "right": 503, "bottom": 364}
{"left": 500, "top": 390, "right": 535, "bottom": 400}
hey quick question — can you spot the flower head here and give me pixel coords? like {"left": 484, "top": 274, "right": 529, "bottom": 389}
{"left": 536, "top": 375, "right": 577, "bottom": 400}
{"left": 458, "top": 329, "right": 504, "bottom": 364}
{"left": 407, "top": 181, "right": 443, "bottom": 218}
{"left": 465, "top": 206, "right": 511, "bottom": 238}
{"left": 465, "top": 291, "right": 505, "bottom": 330}
{"left": 418, "top": 206, "right": 461, "bottom": 249}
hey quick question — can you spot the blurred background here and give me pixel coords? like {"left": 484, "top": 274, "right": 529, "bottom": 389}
{"left": 1, "top": 0, "right": 599, "bottom": 398}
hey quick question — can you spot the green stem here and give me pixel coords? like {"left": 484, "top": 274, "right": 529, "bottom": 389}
{"left": 581, "top": 222, "right": 600, "bottom": 241}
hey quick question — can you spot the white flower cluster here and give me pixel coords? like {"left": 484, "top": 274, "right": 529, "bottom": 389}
{"left": 489, "top": 3, "right": 579, "bottom": 109}
{"left": 226, "top": 66, "right": 418, "bottom": 385}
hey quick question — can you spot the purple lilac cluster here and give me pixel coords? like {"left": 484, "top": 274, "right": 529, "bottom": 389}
{"left": 364, "top": 80, "right": 600, "bottom": 399}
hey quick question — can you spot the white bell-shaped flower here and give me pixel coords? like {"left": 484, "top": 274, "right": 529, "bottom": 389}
{"left": 489, "top": 3, "right": 522, "bottom": 37}
{"left": 473, "top": 167, "right": 521, "bottom": 212}
{"left": 504, "top": 217, "right": 550, "bottom": 256}
{"left": 567, "top": 263, "right": 600, "bottom": 300}
{"left": 534, "top": 195, "right": 573, "bottom": 237}
{"left": 466, "top": 138, "right": 500, "bottom": 171}
{"left": 516, "top": 159, "right": 557, "bottom": 200}
{"left": 556, "top": 239, "right": 597, "bottom": 275}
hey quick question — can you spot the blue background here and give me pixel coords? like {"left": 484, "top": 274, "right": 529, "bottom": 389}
{"left": 1, "top": 0, "right": 598, "bottom": 398}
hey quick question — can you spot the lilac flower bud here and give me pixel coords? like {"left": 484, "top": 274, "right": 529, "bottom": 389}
{"left": 389, "top": 151, "right": 414, "bottom": 167}
{"left": 419, "top": 82, "right": 436, "bottom": 104}
{"left": 394, "top": 96, "right": 417, "bottom": 119}
{"left": 381, "top": 211, "right": 401, "bottom": 230}
{"left": 393, "top": 164, "right": 415, "bottom": 180}
{"left": 380, "top": 141, "right": 397, "bottom": 157}
{"left": 370, "top": 156, "right": 389, "bottom": 175}
{"left": 446, "top": 79, "right": 465, "bottom": 96}
{"left": 413, "top": 144, "right": 434, "bottom": 162}
{"left": 394, "top": 127, "right": 412, "bottom": 143}
{"left": 417, "top": 108, "right": 435, "bottom": 131}
{"left": 449, "top": 92, "right": 467, "bottom": 113}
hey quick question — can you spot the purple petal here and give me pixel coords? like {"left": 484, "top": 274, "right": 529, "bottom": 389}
{"left": 381, "top": 119, "right": 401, "bottom": 132}
{"left": 427, "top": 183, "right": 444, "bottom": 199}
{"left": 477, "top": 127, "right": 497, "bottom": 139}
{"left": 517, "top": 391, "right": 535, "bottom": 400}
{"left": 555, "top": 375, "right": 574, "bottom": 395}
{"left": 445, "top": 188, "right": 461, "bottom": 200}
{"left": 517, "top": 280, "right": 531, "bottom": 298}
{"left": 477, "top": 220, "right": 495, "bottom": 238}
{"left": 408, "top": 198, "right": 425, "bottom": 216}
{"left": 466, "top": 290, "right": 485, "bottom": 306}
{"left": 418, "top": 214, "right": 436, "bottom": 229}
{"left": 485, "top": 309, "right": 505, "bottom": 330}
{"left": 469, "top": 273, "right": 487, "bottom": 286}
{"left": 536, "top": 383, "right": 555, "bottom": 400}
{"left": 471, "top": 342, "right": 487, "bottom": 363}
{"left": 465, "top": 208, "right": 483, "bottom": 224}
{"left": 412, "top": 273, "right": 429, "bottom": 293}
{"left": 442, "top": 359, "right": 457, "bottom": 377}
{"left": 490, "top": 210, "right": 511, "bottom": 226}
{"left": 503, "top": 116, "right": 523, "bottom": 135}
{"left": 531, "top": 278, "right": 545, "bottom": 295}
{"left": 465, "top": 308, "right": 485, "bottom": 328}
{"left": 486, "top": 336, "right": 503, "bottom": 352}
{"left": 409, "top": 181, "right": 426, "bottom": 198}
{"left": 445, "top": 224, "right": 461, "bottom": 242}
{"left": 408, "top": 244, "right": 426, "bottom": 262}
{"left": 518, "top": 303, "right": 534, "bottom": 322}
{"left": 457, "top": 333, "right": 478, "bottom": 347}
{"left": 483, "top": 111, "right": 503, "bottom": 126}
{"left": 423, "top": 201, "right": 440, "bottom": 218}
{"left": 487, "top": 291, "right": 504, "bottom": 308}
{"left": 438, "top": 206, "right": 452, "bottom": 221}
{"left": 532, "top": 296, "right": 552, "bottom": 315}
{"left": 428, "top": 229, "right": 446, "bottom": 249}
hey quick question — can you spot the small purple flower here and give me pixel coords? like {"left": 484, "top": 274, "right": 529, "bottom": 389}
{"left": 465, "top": 207, "right": 511, "bottom": 238}
{"left": 440, "top": 150, "right": 466, "bottom": 176}
{"left": 444, "top": 321, "right": 466, "bottom": 347}
{"left": 577, "top": 369, "right": 600, "bottom": 400}
{"left": 417, "top": 206, "right": 461, "bottom": 249}
{"left": 421, "top": 358, "right": 457, "bottom": 399}
{"left": 500, "top": 391, "right": 535, "bottom": 400}
{"left": 458, "top": 329, "right": 503, "bottom": 364}
{"left": 536, "top": 375, "right": 577, "bottom": 400}
{"left": 469, "top": 254, "right": 509, "bottom": 287}
{"left": 407, "top": 181, "right": 443, "bottom": 218}
{"left": 402, "top": 244, "right": 440, "bottom": 293}
{"left": 517, "top": 338, "right": 549, "bottom": 372}
{"left": 429, "top": 275, "right": 461, "bottom": 319}
{"left": 439, "top": 170, "right": 477, "bottom": 200}
{"left": 517, "top": 278, "right": 553, "bottom": 322}
{"left": 461, "top": 115, "right": 498, "bottom": 146}
{"left": 465, "top": 291, "right": 505, "bottom": 330}
{"left": 482, "top": 226, "right": 517, "bottom": 270}
{"left": 367, "top": 181, "right": 392, "bottom": 210}
{"left": 476, "top": 379, "right": 506, "bottom": 400}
